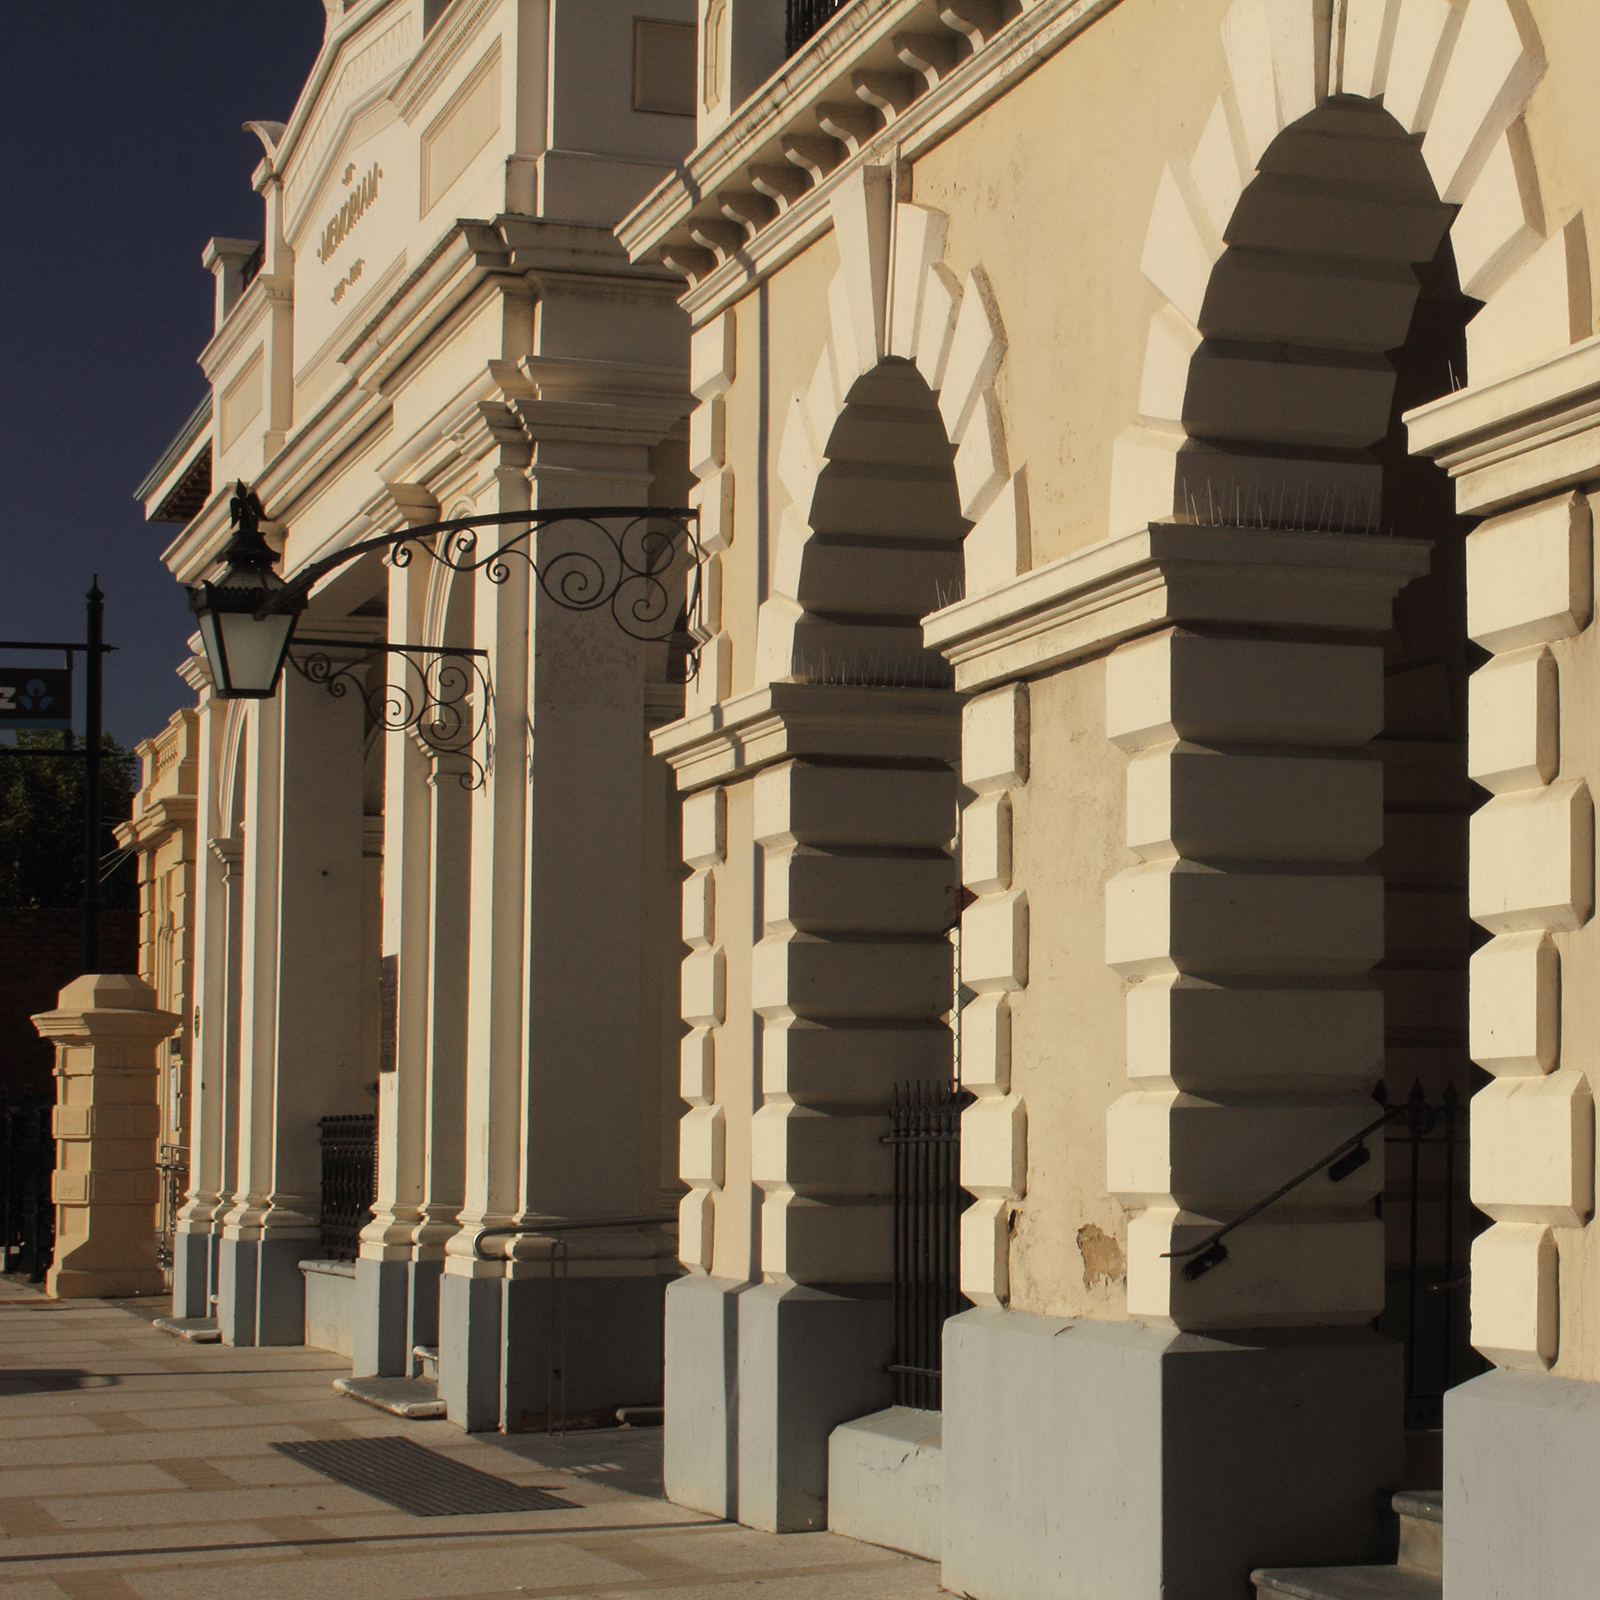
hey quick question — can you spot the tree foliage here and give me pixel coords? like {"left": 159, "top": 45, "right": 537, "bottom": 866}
{"left": 0, "top": 732, "right": 138, "bottom": 910}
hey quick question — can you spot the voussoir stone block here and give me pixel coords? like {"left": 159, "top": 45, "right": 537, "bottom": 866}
{"left": 763, "top": 1018, "right": 952, "bottom": 1106}
{"left": 752, "top": 933, "right": 952, "bottom": 1020}
{"left": 1471, "top": 1220, "right": 1558, "bottom": 1369}
{"left": 690, "top": 312, "right": 736, "bottom": 401}
{"left": 1466, "top": 492, "right": 1593, "bottom": 652}
{"left": 959, "top": 992, "right": 1011, "bottom": 1094}
{"left": 1471, "top": 930, "right": 1560, "bottom": 1076}
{"left": 962, "top": 792, "right": 1012, "bottom": 895}
{"left": 962, "top": 682, "right": 1028, "bottom": 793}
{"left": 1106, "top": 859, "right": 1383, "bottom": 979}
{"left": 1125, "top": 743, "right": 1382, "bottom": 863}
{"left": 959, "top": 1095, "right": 1026, "bottom": 1200}
{"left": 1469, "top": 645, "right": 1558, "bottom": 794}
{"left": 680, "top": 1105, "right": 726, "bottom": 1189}
{"left": 683, "top": 870, "right": 715, "bottom": 946}
{"left": 1125, "top": 974, "right": 1384, "bottom": 1091}
{"left": 760, "top": 1192, "right": 893, "bottom": 1283}
{"left": 690, "top": 395, "right": 727, "bottom": 481}
{"left": 755, "top": 761, "right": 956, "bottom": 850}
{"left": 682, "top": 947, "right": 727, "bottom": 1028}
{"left": 752, "top": 1102, "right": 893, "bottom": 1196}
{"left": 683, "top": 787, "right": 727, "bottom": 868}
{"left": 1127, "top": 1206, "right": 1384, "bottom": 1329}
{"left": 681, "top": 1028, "right": 715, "bottom": 1101}
{"left": 1106, "top": 630, "right": 1385, "bottom": 752}
{"left": 1107, "top": 1092, "right": 1385, "bottom": 1213}
{"left": 960, "top": 1196, "right": 1010, "bottom": 1306}
{"left": 960, "top": 890, "right": 1029, "bottom": 993}
{"left": 1470, "top": 1071, "right": 1594, "bottom": 1227}
{"left": 1469, "top": 780, "right": 1594, "bottom": 935}
{"left": 766, "top": 847, "right": 959, "bottom": 935}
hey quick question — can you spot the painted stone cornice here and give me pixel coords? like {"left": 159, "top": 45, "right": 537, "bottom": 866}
{"left": 652, "top": 681, "right": 961, "bottom": 792}
{"left": 618, "top": 0, "right": 1120, "bottom": 320}
{"left": 1406, "top": 335, "right": 1600, "bottom": 516}
{"left": 923, "top": 524, "right": 1433, "bottom": 692}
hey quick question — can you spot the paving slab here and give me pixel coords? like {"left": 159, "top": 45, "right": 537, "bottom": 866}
{"left": 0, "top": 1275, "right": 943, "bottom": 1599}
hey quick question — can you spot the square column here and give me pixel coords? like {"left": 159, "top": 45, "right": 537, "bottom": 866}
{"left": 1409, "top": 351, "right": 1600, "bottom": 1600}
{"left": 34, "top": 975, "right": 181, "bottom": 1298}
{"left": 216, "top": 665, "right": 367, "bottom": 1346}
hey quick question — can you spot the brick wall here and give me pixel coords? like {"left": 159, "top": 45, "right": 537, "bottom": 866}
{"left": 0, "top": 910, "right": 138, "bottom": 1104}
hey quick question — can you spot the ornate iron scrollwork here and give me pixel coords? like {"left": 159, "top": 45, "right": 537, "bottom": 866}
{"left": 287, "top": 640, "right": 492, "bottom": 790}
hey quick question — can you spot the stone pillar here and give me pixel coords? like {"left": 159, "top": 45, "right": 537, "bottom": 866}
{"left": 170, "top": 662, "right": 229, "bottom": 1321}
{"left": 1409, "top": 338, "right": 1600, "bottom": 1600}
{"left": 217, "top": 663, "right": 366, "bottom": 1346}
{"left": 34, "top": 974, "right": 180, "bottom": 1299}
{"left": 438, "top": 250, "right": 692, "bottom": 1431}
{"left": 655, "top": 684, "right": 961, "bottom": 1529}
{"left": 924, "top": 524, "right": 1431, "bottom": 1600}
{"left": 354, "top": 491, "right": 446, "bottom": 1379}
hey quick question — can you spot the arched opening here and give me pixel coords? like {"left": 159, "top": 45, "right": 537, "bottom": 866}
{"left": 787, "top": 361, "right": 964, "bottom": 687}
{"left": 1186, "top": 96, "right": 1484, "bottom": 1437}
{"left": 752, "top": 358, "right": 964, "bottom": 1416}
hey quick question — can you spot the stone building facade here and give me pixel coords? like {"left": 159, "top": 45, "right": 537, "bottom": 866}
{"left": 140, "top": 0, "right": 1600, "bottom": 1594}
{"left": 618, "top": 0, "right": 1600, "bottom": 1595}
{"left": 140, "top": 0, "right": 697, "bottom": 1428}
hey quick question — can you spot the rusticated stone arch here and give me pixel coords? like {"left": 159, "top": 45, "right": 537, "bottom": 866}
{"left": 755, "top": 170, "right": 1027, "bottom": 688}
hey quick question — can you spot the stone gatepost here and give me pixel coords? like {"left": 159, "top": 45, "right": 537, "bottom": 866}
{"left": 33, "top": 974, "right": 181, "bottom": 1299}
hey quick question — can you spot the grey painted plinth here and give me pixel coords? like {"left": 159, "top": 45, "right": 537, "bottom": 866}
{"left": 170, "top": 1227, "right": 211, "bottom": 1319}
{"left": 663, "top": 1276, "right": 892, "bottom": 1532}
{"left": 1445, "top": 1368, "right": 1600, "bottom": 1599}
{"left": 216, "top": 1234, "right": 313, "bottom": 1347}
{"left": 664, "top": 1275, "right": 747, "bottom": 1518}
{"left": 828, "top": 1406, "right": 942, "bottom": 1558}
{"left": 942, "top": 1310, "right": 1402, "bottom": 1600}
{"left": 439, "top": 1270, "right": 669, "bottom": 1433}
{"left": 352, "top": 1257, "right": 445, "bottom": 1378}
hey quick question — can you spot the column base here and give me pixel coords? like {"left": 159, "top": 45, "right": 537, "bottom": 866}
{"left": 1446, "top": 1368, "right": 1600, "bottom": 1598}
{"left": 216, "top": 1234, "right": 311, "bottom": 1346}
{"left": 439, "top": 1269, "right": 668, "bottom": 1432}
{"left": 47, "top": 1263, "right": 166, "bottom": 1299}
{"left": 170, "top": 1226, "right": 213, "bottom": 1319}
{"left": 664, "top": 1275, "right": 747, "bottom": 1519}
{"left": 663, "top": 1277, "right": 892, "bottom": 1532}
{"left": 352, "top": 1258, "right": 412, "bottom": 1377}
{"left": 942, "top": 1309, "right": 1402, "bottom": 1600}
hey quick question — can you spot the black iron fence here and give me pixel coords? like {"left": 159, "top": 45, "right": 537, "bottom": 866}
{"left": 787, "top": 0, "right": 852, "bottom": 54}
{"left": 1, "top": 1103, "right": 55, "bottom": 1283}
{"left": 884, "top": 1079, "right": 971, "bottom": 1410}
{"left": 318, "top": 1113, "right": 377, "bottom": 1261}
{"left": 1378, "top": 1080, "right": 1486, "bottom": 1428}
{"left": 157, "top": 1143, "right": 188, "bottom": 1279}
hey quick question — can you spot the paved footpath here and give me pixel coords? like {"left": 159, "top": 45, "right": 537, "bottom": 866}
{"left": 0, "top": 1277, "right": 942, "bottom": 1600}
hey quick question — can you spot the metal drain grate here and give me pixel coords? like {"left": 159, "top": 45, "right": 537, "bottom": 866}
{"left": 271, "top": 1435, "right": 576, "bottom": 1516}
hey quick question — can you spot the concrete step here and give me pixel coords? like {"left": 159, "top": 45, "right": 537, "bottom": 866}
{"left": 412, "top": 1344, "right": 439, "bottom": 1381}
{"left": 1252, "top": 1568, "right": 1439, "bottom": 1599}
{"left": 152, "top": 1317, "right": 220, "bottom": 1344}
{"left": 334, "top": 1374, "right": 447, "bottom": 1420}
{"left": 1394, "top": 1490, "right": 1442, "bottom": 1579}
{"left": 1253, "top": 1490, "right": 1443, "bottom": 1599}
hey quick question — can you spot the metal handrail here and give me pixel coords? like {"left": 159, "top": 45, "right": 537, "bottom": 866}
{"left": 1161, "top": 1104, "right": 1406, "bottom": 1281}
{"left": 471, "top": 1212, "right": 676, "bottom": 1259}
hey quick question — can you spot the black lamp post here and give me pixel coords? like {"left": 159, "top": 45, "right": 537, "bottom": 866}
{"left": 187, "top": 481, "right": 702, "bottom": 704}
{"left": 188, "top": 483, "right": 305, "bottom": 698}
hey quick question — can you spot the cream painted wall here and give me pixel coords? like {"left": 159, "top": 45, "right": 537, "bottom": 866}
{"left": 1004, "top": 657, "right": 1136, "bottom": 1322}
{"left": 911, "top": 0, "right": 1234, "bottom": 569}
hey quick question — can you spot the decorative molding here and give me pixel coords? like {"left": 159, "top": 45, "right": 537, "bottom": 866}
{"left": 651, "top": 681, "right": 961, "bottom": 793}
{"left": 924, "top": 524, "right": 1432, "bottom": 692}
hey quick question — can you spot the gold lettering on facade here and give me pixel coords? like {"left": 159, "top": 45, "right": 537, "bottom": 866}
{"left": 331, "top": 258, "right": 366, "bottom": 305}
{"left": 317, "top": 163, "right": 382, "bottom": 265}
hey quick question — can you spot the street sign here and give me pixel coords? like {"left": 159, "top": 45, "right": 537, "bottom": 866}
{"left": 0, "top": 668, "right": 71, "bottom": 730}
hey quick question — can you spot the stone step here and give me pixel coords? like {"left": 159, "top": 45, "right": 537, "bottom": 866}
{"left": 1394, "top": 1490, "right": 1442, "bottom": 1579}
{"left": 152, "top": 1316, "right": 220, "bottom": 1344}
{"left": 333, "top": 1374, "right": 447, "bottom": 1420}
{"left": 1253, "top": 1490, "right": 1443, "bottom": 1599}
{"left": 1252, "top": 1568, "right": 1439, "bottom": 1599}
{"left": 412, "top": 1344, "right": 439, "bottom": 1381}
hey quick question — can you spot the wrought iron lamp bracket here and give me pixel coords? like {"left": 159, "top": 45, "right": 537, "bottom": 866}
{"left": 263, "top": 503, "right": 706, "bottom": 666}
{"left": 286, "top": 638, "right": 494, "bottom": 791}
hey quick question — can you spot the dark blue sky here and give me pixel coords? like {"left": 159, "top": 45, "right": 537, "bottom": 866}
{"left": 1, "top": 4, "right": 327, "bottom": 748}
